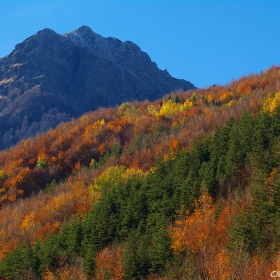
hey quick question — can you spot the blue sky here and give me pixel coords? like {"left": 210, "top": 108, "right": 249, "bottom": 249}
{"left": 1, "top": 0, "right": 280, "bottom": 88}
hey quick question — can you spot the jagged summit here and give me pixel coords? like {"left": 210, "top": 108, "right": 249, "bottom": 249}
{"left": 63, "top": 25, "right": 103, "bottom": 49}
{"left": 63, "top": 26, "right": 138, "bottom": 58}
{"left": 75, "top": 25, "right": 95, "bottom": 34}
{"left": 28, "top": 28, "right": 62, "bottom": 44}
{"left": 35, "top": 28, "right": 57, "bottom": 36}
{"left": 0, "top": 26, "right": 195, "bottom": 149}
{"left": 67, "top": 25, "right": 99, "bottom": 39}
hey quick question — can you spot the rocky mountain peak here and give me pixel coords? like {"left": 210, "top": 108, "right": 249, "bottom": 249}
{"left": 28, "top": 28, "right": 62, "bottom": 45}
{"left": 63, "top": 25, "right": 101, "bottom": 48}
{"left": 35, "top": 28, "right": 58, "bottom": 37}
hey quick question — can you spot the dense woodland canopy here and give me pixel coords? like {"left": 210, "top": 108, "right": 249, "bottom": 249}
{"left": 0, "top": 66, "right": 280, "bottom": 279}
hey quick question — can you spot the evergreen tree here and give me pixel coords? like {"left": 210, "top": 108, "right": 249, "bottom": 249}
{"left": 0, "top": 241, "right": 38, "bottom": 279}
{"left": 148, "top": 214, "right": 171, "bottom": 275}
{"left": 62, "top": 215, "right": 83, "bottom": 260}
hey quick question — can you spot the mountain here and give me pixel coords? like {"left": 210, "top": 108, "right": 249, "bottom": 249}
{"left": 0, "top": 26, "right": 194, "bottom": 149}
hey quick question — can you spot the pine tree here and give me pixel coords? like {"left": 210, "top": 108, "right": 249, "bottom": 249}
{"left": 0, "top": 241, "right": 38, "bottom": 279}
{"left": 148, "top": 213, "right": 171, "bottom": 275}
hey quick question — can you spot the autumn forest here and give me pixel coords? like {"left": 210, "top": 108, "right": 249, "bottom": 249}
{"left": 1, "top": 66, "right": 280, "bottom": 279}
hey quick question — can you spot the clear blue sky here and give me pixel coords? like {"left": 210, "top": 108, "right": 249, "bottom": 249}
{"left": 1, "top": 0, "right": 280, "bottom": 88}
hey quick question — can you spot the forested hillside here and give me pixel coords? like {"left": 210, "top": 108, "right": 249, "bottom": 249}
{"left": 0, "top": 66, "right": 280, "bottom": 279}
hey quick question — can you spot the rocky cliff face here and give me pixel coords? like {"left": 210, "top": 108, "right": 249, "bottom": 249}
{"left": 0, "top": 26, "right": 194, "bottom": 149}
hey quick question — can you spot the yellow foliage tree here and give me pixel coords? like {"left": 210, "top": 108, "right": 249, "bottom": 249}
{"left": 220, "top": 91, "right": 234, "bottom": 103}
{"left": 262, "top": 91, "right": 280, "bottom": 115}
{"left": 89, "top": 166, "right": 145, "bottom": 198}
{"left": 21, "top": 212, "right": 36, "bottom": 231}
{"left": 179, "top": 99, "right": 193, "bottom": 111}
{"left": 159, "top": 98, "right": 193, "bottom": 116}
{"left": 147, "top": 104, "right": 158, "bottom": 116}
{"left": 159, "top": 99, "right": 177, "bottom": 115}
{"left": 117, "top": 102, "right": 140, "bottom": 119}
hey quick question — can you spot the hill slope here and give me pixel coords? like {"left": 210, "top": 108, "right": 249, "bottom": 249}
{"left": 0, "top": 65, "right": 279, "bottom": 279}
{"left": 0, "top": 26, "right": 194, "bottom": 149}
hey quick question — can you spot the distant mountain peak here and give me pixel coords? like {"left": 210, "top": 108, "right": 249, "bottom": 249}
{"left": 63, "top": 25, "right": 102, "bottom": 49}
{"left": 35, "top": 28, "right": 57, "bottom": 36}
{"left": 76, "top": 25, "right": 97, "bottom": 36}
{"left": 14, "top": 28, "right": 64, "bottom": 53}
{"left": 64, "top": 25, "right": 98, "bottom": 38}
{"left": 32, "top": 28, "right": 62, "bottom": 43}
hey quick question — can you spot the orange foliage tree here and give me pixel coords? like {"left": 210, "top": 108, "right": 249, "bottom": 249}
{"left": 95, "top": 245, "right": 124, "bottom": 280}
{"left": 169, "top": 193, "right": 233, "bottom": 279}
